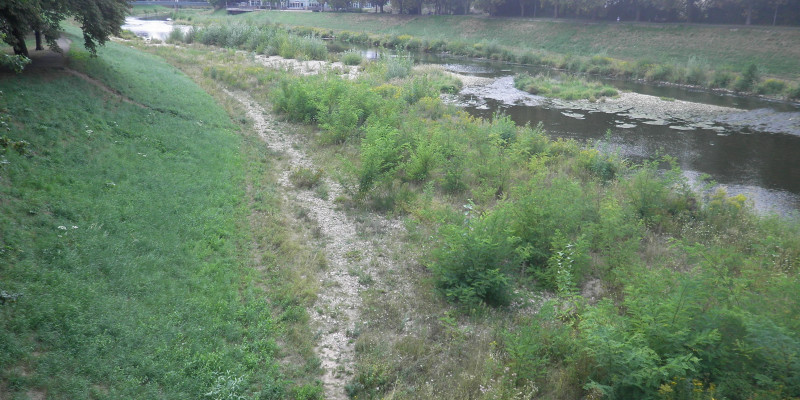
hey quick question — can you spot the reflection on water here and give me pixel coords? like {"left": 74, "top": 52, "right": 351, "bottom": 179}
{"left": 122, "top": 17, "right": 189, "bottom": 41}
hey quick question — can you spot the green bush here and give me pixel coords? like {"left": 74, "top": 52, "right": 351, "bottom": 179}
{"left": 272, "top": 77, "right": 318, "bottom": 123}
{"left": 734, "top": 64, "right": 760, "bottom": 92}
{"left": 645, "top": 63, "right": 675, "bottom": 82}
{"left": 789, "top": 84, "right": 800, "bottom": 100}
{"left": 359, "top": 124, "right": 404, "bottom": 193}
{"left": 384, "top": 56, "right": 413, "bottom": 80}
{"left": 756, "top": 78, "right": 787, "bottom": 95}
{"left": 685, "top": 56, "right": 709, "bottom": 85}
{"left": 710, "top": 70, "right": 735, "bottom": 88}
{"left": 431, "top": 210, "right": 518, "bottom": 307}
{"left": 340, "top": 50, "right": 363, "bottom": 66}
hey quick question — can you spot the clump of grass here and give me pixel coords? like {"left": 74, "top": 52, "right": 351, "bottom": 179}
{"left": 340, "top": 50, "right": 363, "bottom": 66}
{"left": 757, "top": 78, "right": 787, "bottom": 95}
{"left": 290, "top": 166, "right": 325, "bottom": 189}
{"left": 188, "top": 23, "right": 328, "bottom": 60}
{"left": 514, "top": 73, "right": 618, "bottom": 101}
{"left": 166, "top": 26, "right": 184, "bottom": 43}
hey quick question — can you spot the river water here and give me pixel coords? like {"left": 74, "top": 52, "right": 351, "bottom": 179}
{"left": 419, "top": 54, "right": 800, "bottom": 216}
{"left": 123, "top": 18, "right": 800, "bottom": 215}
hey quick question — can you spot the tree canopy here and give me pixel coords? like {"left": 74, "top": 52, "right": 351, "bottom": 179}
{"left": 1, "top": 0, "right": 129, "bottom": 58}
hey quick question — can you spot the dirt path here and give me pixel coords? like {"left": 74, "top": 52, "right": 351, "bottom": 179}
{"left": 224, "top": 89, "right": 403, "bottom": 399}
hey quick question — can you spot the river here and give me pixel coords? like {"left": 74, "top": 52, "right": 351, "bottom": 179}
{"left": 123, "top": 17, "right": 800, "bottom": 216}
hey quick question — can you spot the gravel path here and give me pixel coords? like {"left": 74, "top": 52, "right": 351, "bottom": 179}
{"left": 224, "top": 89, "right": 403, "bottom": 399}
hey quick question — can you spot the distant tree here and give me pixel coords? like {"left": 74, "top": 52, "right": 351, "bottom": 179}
{"left": 767, "top": 0, "right": 787, "bottom": 24}
{"left": 540, "top": 0, "right": 570, "bottom": 17}
{"left": 373, "top": 0, "right": 388, "bottom": 12}
{"left": 207, "top": 0, "right": 228, "bottom": 9}
{"left": 1, "top": 0, "right": 129, "bottom": 58}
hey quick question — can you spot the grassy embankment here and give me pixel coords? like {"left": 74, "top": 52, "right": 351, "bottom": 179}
{"left": 0, "top": 28, "right": 323, "bottom": 398}
{"left": 174, "top": 10, "right": 800, "bottom": 99}
{"left": 145, "top": 24, "right": 800, "bottom": 399}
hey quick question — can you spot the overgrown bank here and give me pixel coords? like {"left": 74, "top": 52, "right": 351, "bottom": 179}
{"left": 171, "top": 10, "right": 800, "bottom": 99}
{"left": 144, "top": 31, "right": 800, "bottom": 399}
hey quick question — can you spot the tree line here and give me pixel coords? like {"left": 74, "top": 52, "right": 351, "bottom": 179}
{"left": 334, "top": 0, "right": 800, "bottom": 26}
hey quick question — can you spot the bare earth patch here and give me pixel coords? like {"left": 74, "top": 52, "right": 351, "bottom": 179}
{"left": 224, "top": 89, "right": 404, "bottom": 399}
{"left": 253, "top": 54, "right": 359, "bottom": 79}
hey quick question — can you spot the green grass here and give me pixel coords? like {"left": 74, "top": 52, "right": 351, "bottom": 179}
{"left": 514, "top": 73, "right": 618, "bottom": 100}
{"left": 0, "top": 30, "right": 313, "bottom": 398}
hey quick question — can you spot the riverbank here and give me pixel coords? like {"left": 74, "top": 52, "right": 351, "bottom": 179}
{"left": 144, "top": 39, "right": 800, "bottom": 400}
{"left": 172, "top": 10, "right": 800, "bottom": 96}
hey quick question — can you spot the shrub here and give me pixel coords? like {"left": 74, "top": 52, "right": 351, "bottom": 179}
{"left": 359, "top": 124, "right": 404, "bottom": 193}
{"left": 519, "top": 51, "right": 543, "bottom": 65}
{"left": 272, "top": 77, "right": 318, "bottom": 123}
{"left": 788, "top": 84, "right": 800, "bottom": 100}
{"left": 756, "top": 79, "right": 787, "bottom": 95}
{"left": 431, "top": 209, "right": 518, "bottom": 307}
{"left": 710, "top": 70, "right": 734, "bottom": 88}
{"left": 645, "top": 63, "right": 675, "bottom": 82}
{"left": 289, "top": 167, "right": 324, "bottom": 189}
{"left": 734, "top": 64, "right": 760, "bottom": 92}
{"left": 340, "top": 50, "right": 363, "bottom": 66}
{"left": 685, "top": 56, "right": 709, "bottom": 85}
{"left": 166, "top": 26, "right": 184, "bottom": 43}
{"left": 384, "top": 56, "right": 413, "bottom": 80}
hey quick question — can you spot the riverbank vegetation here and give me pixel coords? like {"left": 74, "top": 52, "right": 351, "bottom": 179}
{"left": 170, "top": 10, "right": 800, "bottom": 100}
{"left": 136, "top": 31, "right": 800, "bottom": 399}
{"left": 3, "top": 13, "right": 800, "bottom": 398}
{"left": 514, "top": 73, "right": 618, "bottom": 100}
{"left": 0, "top": 30, "right": 323, "bottom": 398}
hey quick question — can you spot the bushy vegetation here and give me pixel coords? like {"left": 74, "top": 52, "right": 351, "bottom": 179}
{"left": 202, "top": 54, "right": 800, "bottom": 399}
{"left": 514, "top": 73, "right": 619, "bottom": 100}
{"left": 173, "top": 23, "right": 329, "bottom": 60}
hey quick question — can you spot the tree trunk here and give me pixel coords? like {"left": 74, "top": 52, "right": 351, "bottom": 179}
{"left": 520, "top": 0, "right": 525, "bottom": 16}
{"left": 533, "top": 2, "right": 536, "bottom": 17}
{"left": 35, "top": 30, "right": 43, "bottom": 51}
{"left": 554, "top": 3, "right": 558, "bottom": 18}
{"left": 773, "top": 4, "right": 778, "bottom": 25}
{"left": 635, "top": 4, "right": 641, "bottom": 21}
{"left": 745, "top": 3, "right": 752, "bottom": 25}
{"left": 11, "top": 27, "right": 29, "bottom": 57}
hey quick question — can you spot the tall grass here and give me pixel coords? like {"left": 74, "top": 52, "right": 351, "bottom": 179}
{"left": 184, "top": 23, "right": 328, "bottom": 60}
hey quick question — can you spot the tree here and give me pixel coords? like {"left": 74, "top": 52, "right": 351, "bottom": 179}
{"left": 1, "top": 0, "right": 129, "bottom": 58}
{"left": 207, "top": 0, "right": 228, "bottom": 9}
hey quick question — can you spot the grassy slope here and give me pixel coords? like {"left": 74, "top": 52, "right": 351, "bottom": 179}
{"left": 211, "top": 11, "right": 800, "bottom": 80}
{"left": 0, "top": 33, "right": 299, "bottom": 398}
